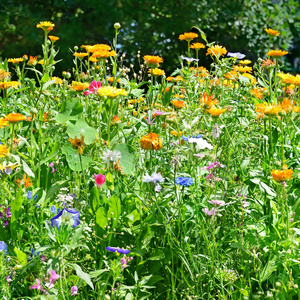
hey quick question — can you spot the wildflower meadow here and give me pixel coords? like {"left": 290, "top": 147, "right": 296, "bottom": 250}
{"left": 1, "top": 21, "right": 300, "bottom": 300}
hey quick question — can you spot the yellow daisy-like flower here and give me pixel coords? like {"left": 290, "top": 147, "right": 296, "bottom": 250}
{"left": 239, "top": 60, "right": 252, "bottom": 65}
{"left": 36, "top": 21, "right": 55, "bottom": 31}
{"left": 49, "top": 35, "right": 59, "bottom": 42}
{"left": 171, "top": 100, "right": 185, "bottom": 109}
{"left": 190, "top": 43, "right": 205, "bottom": 50}
{"left": 289, "top": 74, "right": 300, "bottom": 86}
{"left": 179, "top": 32, "right": 199, "bottom": 41}
{"left": 0, "top": 81, "right": 21, "bottom": 90}
{"left": 3, "top": 113, "right": 26, "bottom": 123}
{"left": 206, "top": 45, "right": 227, "bottom": 57}
{"left": 149, "top": 68, "right": 165, "bottom": 76}
{"left": 89, "top": 56, "right": 99, "bottom": 63}
{"left": 97, "top": 86, "right": 128, "bottom": 98}
{"left": 69, "top": 81, "right": 89, "bottom": 91}
{"left": 0, "top": 145, "right": 8, "bottom": 158}
{"left": 143, "top": 55, "right": 163, "bottom": 68}
{"left": 0, "top": 119, "right": 9, "bottom": 128}
{"left": 206, "top": 106, "right": 227, "bottom": 117}
{"left": 280, "top": 98, "right": 299, "bottom": 114}
{"left": 265, "top": 28, "right": 280, "bottom": 37}
{"left": 88, "top": 44, "right": 111, "bottom": 53}
{"left": 170, "top": 131, "right": 183, "bottom": 137}
{"left": 140, "top": 133, "right": 162, "bottom": 150}
{"left": 271, "top": 169, "right": 293, "bottom": 182}
{"left": 255, "top": 103, "right": 284, "bottom": 119}
{"left": 91, "top": 50, "right": 116, "bottom": 59}
{"left": 251, "top": 87, "right": 267, "bottom": 100}
{"left": 28, "top": 56, "right": 38, "bottom": 66}
{"left": 0, "top": 69, "right": 11, "bottom": 81}
{"left": 266, "top": 50, "right": 288, "bottom": 58}
{"left": 199, "top": 92, "right": 219, "bottom": 109}
{"left": 224, "top": 71, "right": 238, "bottom": 80}
{"left": 233, "top": 65, "right": 252, "bottom": 73}
{"left": 241, "top": 73, "right": 256, "bottom": 84}
{"left": 52, "top": 77, "right": 63, "bottom": 85}
{"left": 277, "top": 72, "right": 295, "bottom": 84}
{"left": 8, "top": 58, "right": 24, "bottom": 64}
{"left": 108, "top": 77, "right": 121, "bottom": 83}
{"left": 74, "top": 52, "right": 89, "bottom": 58}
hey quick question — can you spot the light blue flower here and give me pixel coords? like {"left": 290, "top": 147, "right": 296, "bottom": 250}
{"left": 50, "top": 208, "right": 80, "bottom": 230}
{"left": 0, "top": 241, "right": 8, "bottom": 255}
{"left": 27, "top": 191, "right": 32, "bottom": 200}
{"left": 227, "top": 52, "right": 246, "bottom": 59}
{"left": 180, "top": 56, "right": 199, "bottom": 62}
{"left": 175, "top": 177, "right": 194, "bottom": 186}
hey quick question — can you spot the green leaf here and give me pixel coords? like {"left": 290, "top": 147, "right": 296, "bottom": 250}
{"left": 10, "top": 187, "right": 23, "bottom": 240}
{"left": 14, "top": 248, "right": 27, "bottom": 266}
{"left": 67, "top": 119, "right": 96, "bottom": 145}
{"left": 69, "top": 263, "right": 94, "bottom": 289}
{"left": 105, "top": 172, "right": 114, "bottom": 191}
{"left": 90, "top": 186, "right": 100, "bottom": 211}
{"left": 107, "top": 194, "right": 121, "bottom": 228}
{"left": 126, "top": 209, "right": 140, "bottom": 224}
{"left": 114, "top": 143, "right": 135, "bottom": 175}
{"left": 89, "top": 269, "right": 109, "bottom": 278}
{"left": 62, "top": 144, "right": 92, "bottom": 171}
{"left": 148, "top": 249, "right": 165, "bottom": 261}
{"left": 260, "top": 255, "right": 277, "bottom": 283}
{"left": 259, "top": 182, "right": 276, "bottom": 198}
{"left": 22, "top": 159, "right": 35, "bottom": 178}
{"left": 96, "top": 207, "right": 107, "bottom": 229}
{"left": 55, "top": 98, "right": 83, "bottom": 124}
{"left": 140, "top": 275, "right": 164, "bottom": 286}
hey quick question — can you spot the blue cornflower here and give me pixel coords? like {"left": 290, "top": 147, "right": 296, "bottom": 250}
{"left": 175, "top": 177, "right": 194, "bottom": 186}
{"left": 27, "top": 191, "right": 32, "bottom": 200}
{"left": 0, "top": 241, "right": 8, "bottom": 255}
{"left": 50, "top": 208, "right": 80, "bottom": 230}
{"left": 50, "top": 205, "right": 57, "bottom": 214}
{"left": 106, "top": 247, "right": 130, "bottom": 254}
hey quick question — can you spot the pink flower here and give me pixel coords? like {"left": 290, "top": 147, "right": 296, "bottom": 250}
{"left": 202, "top": 207, "right": 216, "bottom": 216}
{"left": 208, "top": 200, "right": 225, "bottom": 206}
{"left": 154, "top": 110, "right": 164, "bottom": 116}
{"left": 83, "top": 81, "right": 102, "bottom": 96}
{"left": 30, "top": 278, "right": 46, "bottom": 292}
{"left": 71, "top": 285, "right": 79, "bottom": 296}
{"left": 94, "top": 173, "right": 106, "bottom": 188}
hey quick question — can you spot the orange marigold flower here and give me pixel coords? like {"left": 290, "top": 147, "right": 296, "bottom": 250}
{"left": 206, "top": 106, "right": 226, "bottom": 117}
{"left": 28, "top": 56, "right": 38, "bottom": 66}
{"left": 3, "top": 113, "right": 26, "bottom": 123}
{"left": 289, "top": 74, "right": 300, "bottom": 86}
{"left": 140, "top": 133, "right": 162, "bottom": 150}
{"left": 15, "top": 174, "right": 33, "bottom": 189}
{"left": 170, "top": 131, "right": 183, "bottom": 137}
{"left": 255, "top": 103, "right": 284, "bottom": 119}
{"left": 200, "top": 92, "right": 219, "bottom": 109}
{"left": 206, "top": 45, "right": 227, "bottom": 57}
{"left": 149, "top": 68, "right": 165, "bottom": 76}
{"left": 265, "top": 28, "right": 280, "bottom": 37}
{"left": 179, "top": 32, "right": 199, "bottom": 41}
{"left": 190, "top": 43, "right": 205, "bottom": 50}
{"left": 174, "top": 94, "right": 185, "bottom": 99}
{"left": 0, "top": 69, "right": 11, "bottom": 81}
{"left": 251, "top": 87, "right": 267, "bottom": 100}
{"left": 74, "top": 52, "right": 89, "bottom": 58}
{"left": 111, "top": 115, "right": 121, "bottom": 125}
{"left": 271, "top": 169, "right": 293, "bottom": 182}
{"left": 171, "top": 100, "right": 185, "bottom": 108}
{"left": 241, "top": 73, "right": 257, "bottom": 84}
{"left": 70, "top": 81, "right": 89, "bottom": 91}
{"left": 143, "top": 55, "right": 163, "bottom": 68}
{"left": 89, "top": 56, "right": 99, "bottom": 63}
{"left": 261, "top": 59, "right": 276, "bottom": 69}
{"left": 91, "top": 50, "right": 116, "bottom": 59}
{"left": 0, "top": 144, "right": 8, "bottom": 158}
{"left": 69, "top": 135, "right": 85, "bottom": 154}
{"left": 36, "top": 21, "right": 55, "bottom": 31}
{"left": 52, "top": 77, "right": 63, "bottom": 85}
{"left": 280, "top": 98, "right": 299, "bottom": 113}
{"left": 8, "top": 58, "right": 24, "bottom": 64}
{"left": 87, "top": 44, "right": 111, "bottom": 53}
{"left": 224, "top": 71, "right": 238, "bottom": 80}
{"left": 49, "top": 35, "right": 59, "bottom": 42}
{"left": 266, "top": 50, "right": 288, "bottom": 58}
{"left": 277, "top": 72, "right": 295, "bottom": 84}
{"left": 108, "top": 77, "right": 121, "bottom": 83}
{"left": 0, "top": 81, "right": 21, "bottom": 90}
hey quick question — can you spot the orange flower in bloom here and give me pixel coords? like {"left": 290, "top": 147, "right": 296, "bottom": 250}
{"left": 49, "top": 35, "right": 59, "bottom": 42}
{"left": 91, "top": 50, "right": 116, "bottom": 59}
{"left": 143, "top": 55, "right": 163, "bottom": 68}
{"left": 89, "top": 56, "right": 99, "bottom": 63}
{"left": 266, "top": 50, "right": 288, "bottom": 58}
{"left": 271, "top": 169, "right": 293, "bottom": 182}
{"left": 170, "top": 131, "right": 183, "bottom": 137}
{"left": 0, "top": 145, "right": 8, "bottom": 158}
{"left": 70, "top": 81, "right": 89, "bottom": 91}
{"left": 86, "top": 44, "right": 111, "bottom": 53}
{"left": 3, "top": 113, "right": 26, "bottom": 123}
{"left": 74, "top": 52, "right": 89, "bottom": 58}
{"left": 0, "top": 69, "right": 11, "bottom": 81}
{"left": 206, "top": 45, "right": 227, "bottom": 57}
{"left": 233, "top": 65, "right": 252, "bottom": 73}
{"left": 0, "top": 119, "right": 9, "bottom": 128}
{"left": 242, "top": 73, "right": 256, "bottom": 84}
{"left": 36, "top": 21, "right": 55, "bottom": 31}
{"left": 140, "top": 133, "right": 162, "bottom": 150}
{"left": 179, "top": 32, "right": 199, "bottom": 41}
{"left": 15, "top": 174, "right": 33, "bottom": 189}
{"left": 108, "top": 77, "right": 121, "bottom": 83}
{"left": 277, "top": 72, "right": 295, "bottom": 84}
{"left": 28, "top": 56, "right": 38, "bottom": 66}
{"left": 265, "top": 28, "right": 280, "bottom": 37}
{"left": 200, "top": 92, "right": 219, "bottom": 109}
{"left": 174, "top": 94, "right": 185, "bottom": 99}
{"left": 190, "top": 43, "right": 205, "bottom": 50}
{"left": 149, "top": 68, "right": 165, "bottom": 76}
{"left": 255, "top": 103, "right": 284, "bottom": 120}
{"left": 111, "top": 115, "right": 121, "bottom": 125}
{"left": 8, "top": 58, "right": 24, "bottom": 64}
{"left": 206, "top": 106, "right": 226, "bottom": 117}
{"left": 224, "top": 71, "right": 238, "bottom": 80}
{"left": 289, "top": 74, "right": 300, "bottom": 86}
{"left": 280, "top": 98, "right": 299, "bottom": 113}
{"left": 69, "top": 135, "right": 85, "bottom": 154}
{"left": 0, "top": 81, "right": 21, "bottom": 90}
{"left": 172, "top": 100, "right": 185, "bottom": 108}
{"left": 251, "top": 87, "right": 267, "bottom": 99}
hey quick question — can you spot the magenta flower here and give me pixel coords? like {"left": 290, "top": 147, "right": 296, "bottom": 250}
{"left": 202, "top": 207, "right": 216, "bottom": 216}
{"left": 83, "top": 81, "right": 102, "bottom": 96}
{"left": 121, "top": 257, "right": 128, "bottom": 269}
{"left": 71, "top": 285, "right": 79, "bottom": 296}
{"left": 208, "top": 200, "right": 225, "bottom": 206}
{"left": 30, "top": 278, "right": 46, "bottom": 292}
{"left": 94, "top": 173, "right": 106, "bottom": 188}
{"left": 46, "top": 270, "right": 61, "bottom": 288}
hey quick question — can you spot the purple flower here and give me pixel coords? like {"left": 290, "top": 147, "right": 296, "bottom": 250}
{"left": 27, "top": 191, "right": 33, "bottom": 200}
{"left": 50, "top": 208, "right": 80, "bottom": 230}
{"left": 71, "top": 285, "right": 78, "bottom": 296}
{"left": 5, "top": 207, "right": 11, "bottom": 218}
{"left": 46, "top": 270, "right": 60, "bottom": 289}
{"left": 106, "top": 247, "right": 131, "bottom": 254}
{"left": 30, "top": 278, "right": 46, "bottom": 292}
{"left": 145, "top": 117, "right": 156, "bottom": 125}
{"left": 208, "top": 200, "right": 225, "bottom": 206}
{"left": 143, "top": 172, "right": 164, "bottom": 183}
{"left": 202, "top": 207, "right": 216, "bottom": 216}
{"left": 49, "top": 162, "right": 54, "bottom": 168}
{"left": 154, "top": 110, "right": 164, "bottom": 116}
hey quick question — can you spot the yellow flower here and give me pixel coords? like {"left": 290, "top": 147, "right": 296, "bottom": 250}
{"left": 179, "top": 32, "right": 199, "bottom": 41}
{"left": 74, "top": 52, "right": 89, "bottom": 58}
{"left": 0, "top": 145, "right": 8, "bottom": 158}
{"left": 233, "top": 65, "right": 252, "bottom": 73}
{"left": 206, "top": 106, "right": 226, "bottom": 117}
{"left": 255, "top": 103, "right": 284, "bottom": 119}
{"left": 15, "top": 174, "right": 33, "bottom": 189}
{"left": 140, "top": 133, "right": 162, "bottom": 150}
{"left": 271, "top": 169, "right": 293, "bottom": 182}
{"left": 89, "top": 56, "right": 99, "bottom": 63}
{"left": 3, "top": 113, "right": 26, "bottom": 123}
{"left": 36, "top": 21, "right": 55, "bottom": 31}
{"left": 280, "top": 98, "right": 299, "bottom": 113}
{"left": 266, "top": 50, "right": 288, "bottom": 58}
{"left": 91, "top": 50, "right": 116, "bottom": 59}
{"left": 28, "top": 56, "right": 38, "bottom": 66}
{"left": 97, "top": 86, "right": 128, "bottom": 98}
{"left": 171, "top": 100, "right": 185, "bottom": 108}
{"left": 277, "top": 72, "right": 295, "bottom": 84}
{"left": 199, "top": 92, "right": 219, "bottom": 109}
{"left": 239, "top": 60, "right": 251, "bottom": 65}
{"left": 265, "top": 28, "right": 280, "bottom": 37}
{"left": 8, "top": 58, "right": 24, "bottom": 64}
{"left": 289, "top": 74, "right": 300, "bottom": 86}
{"left": 68, "top": 135, "right": 85, "bottom": 155}
{"left": 87, "top": 44, "right": 111, "bottom": 53}
{"left": 108, "top": 77, "right": 121, "bottom": 83}
{"left": 0, "top": 69, "right": 11, "bottom": 81}
{"left": 190, "top": 43, "right": 205, "bottom": 50}
{"left": 241, "top": 73, "right": 256, "bottom": 84}
{"left": 206, "top": 45, "right": 227, "bottom": 57}
{"left": 149, "top": 68, "right": 165, "bottom": 76}
{"left": 52, "top": 77, "right": 63, "bottom": 85}
{"left": 0, "top": 119, "right": 9, "bottom": 128}
{"left": 170, "top": 131, "right": 183, "bottom": 137}
{"left": 251, "top": 87, "right": 267, "bottom": 100}
{"left": 0, "top": 81, "right": 21, "bottom": 90}
{"left": 49, "top": 35, "right": 59, "bottom": 42}
{"left": 70, "top": 81, "right": 89, "bottom": 91}
{"left": 143, "top": 55, "right": 163, "bottom": 68}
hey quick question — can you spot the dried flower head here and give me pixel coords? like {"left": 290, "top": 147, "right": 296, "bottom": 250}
{"left": 68, "top": 135, "right": 85, "bottom": 154}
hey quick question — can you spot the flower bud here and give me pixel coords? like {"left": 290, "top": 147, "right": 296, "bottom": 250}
{"left": 114, "top": 23, "right": 121, "bottom": 29}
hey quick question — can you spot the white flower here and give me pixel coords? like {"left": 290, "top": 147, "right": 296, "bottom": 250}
{"left": 143, "top": 172, "right": 164, "bottom": 183}
{"left": 188, "top": 137, "right": 213, "bottom": 150}
{"left": 212, "top": 124, "right": 225, "bottom": 139}
{"left": 101, "top": 150, "right": 121, "bottom": 164}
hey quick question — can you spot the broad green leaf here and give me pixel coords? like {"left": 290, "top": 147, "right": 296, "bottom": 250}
{"left": 96, "top": 207, "right": 107, "bottom": 229}
{"left": 114, "top": 143, "right": 135, "bottom": 175}
{"left": 67, "top": 119, "right": 96, "bottom": 145}
{"left": 107, "top": 194, "right": 121, "bottom": 228}
{"left": 55, "top": 98, "right": 83, "bottom": 124}
{"left": 105, "top": 172, "right": 114, "bottom": 191}
{"left": 10, "top": 187, "right": 23, "bottom": 240}
{"left": 62, "top": 144, "right": 92, "bottom": 171}
{"left": 14, "top": 248, "right": 27, "bottom": 266}
{"left": 69, "top": 263, "right": 94, "bottom": 289}
{"left": 260, "top": 255, "right": 277, "bottom": 283}
{"left": 90, "top": 186, "right": 100, "bottom": 211}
